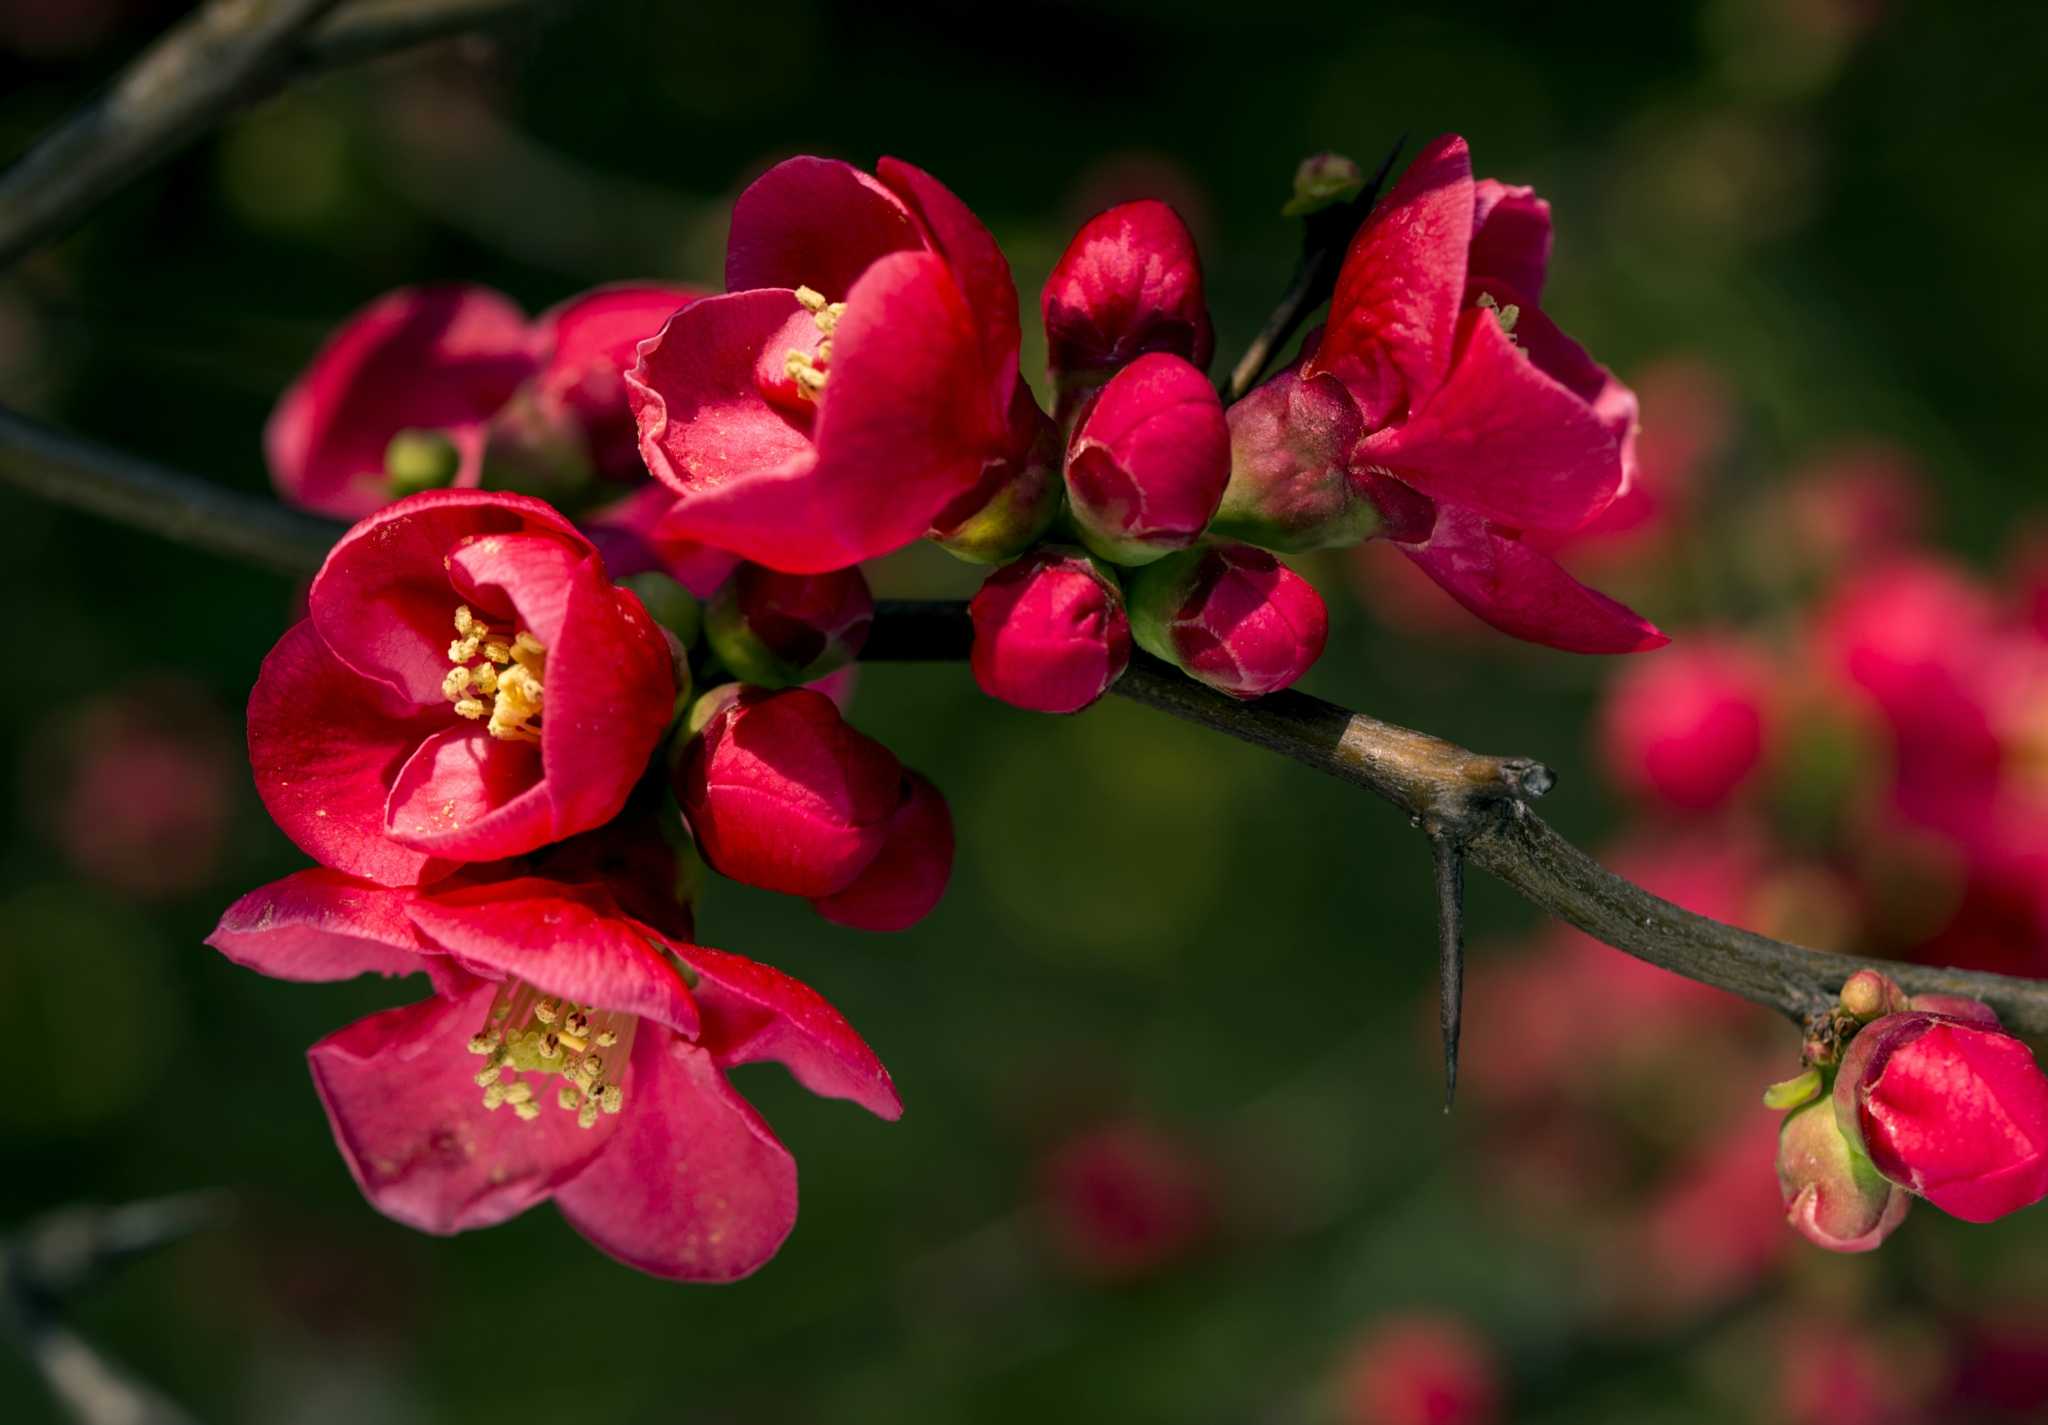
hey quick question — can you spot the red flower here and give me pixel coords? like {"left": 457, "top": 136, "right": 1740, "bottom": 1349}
{"left": 268, "top": 283, "right": 700, "bottom": 520}
{"left": 969, "top": 546, "right": 1132, "bottom": 714}
{"left": 1128, "top": 543, "right": 1328, "bottom": 699}
{"left": 1336, "top": 1315, "right": 1503, "bottom": 1425}
{"left": 677, "top": 688, "right": 952, "bottom": 929}
{"left": 1041, "top": 199, "right": 1213, "bottom": 417}
{"left": 1290, "top": 135, "right": 1661, "bottom": 654}
{"left": 249, "top": 491, "right": 675, "bottom": 886}
{"left": 207, "top": 860, "right": 899, "bottom": 1281}
{"left": 1063, "top": 352, "right": 1230, "bottom": 565}
{"left": 1835, "top": 1009, "right": 2048, "bottom": 1223}
{"left": 1596, "top": 636, "right": 1776, "bottom": 812}
{"left": 630, "top": 156, "right": 1032, "bottom": 573}
{"left": 1041, "top": 1120, "right": 1214, "bottom": 1282}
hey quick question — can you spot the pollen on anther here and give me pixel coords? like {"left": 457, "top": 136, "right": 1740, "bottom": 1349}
{"left": 513, "top": 1100, "right": 541, "bottom": 1122}
{"left": 577, "top": 1100, "right": 600, "bottom": 1130}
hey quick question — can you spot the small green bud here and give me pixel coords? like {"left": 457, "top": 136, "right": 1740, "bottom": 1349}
{"left": 1281, "top": 152, "right": 1367, "bottom": 218}
{"left": 385, "top": 428, "right": 461, "bottom": 496}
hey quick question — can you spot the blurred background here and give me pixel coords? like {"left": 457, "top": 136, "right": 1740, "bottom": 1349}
{"left": 1, "top": 1, "right": 2046, "bottom": 1421}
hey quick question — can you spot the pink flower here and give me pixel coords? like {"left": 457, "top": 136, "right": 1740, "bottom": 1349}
{"left": 1596, "top": 636, "right": 1776, "bottom": 812}
{"left": 207, "top": 858, "right": 899, "bottom": 1281}
{"left": 675, "top": 687, "right": 900, "bottom": 897}
{"left": 1041, "top": 199, "right": 1213, "bottom": 416}
{"left": 1063, "top": 352, "right": 1229, "bottom": 565}
{"left": 268, "top": 283, "right": 699, "bottom": 520}
{"left": 1128, "top": 543, "right": 1328, "bottom": 699}
{"left": 1834, "top": 1009, "right": 2048, "bottom": 1222}
{"left": 1336, "top": 1315, "right": 1503, "bottom": 1425}
{"left": 812, "top": 771, "right": 955, "bottom": 932}
{"left": 704, "top": 562, "right": 874, "bottom": 688}
{"left": 969, "top": 546, "right": 1132, "bottom": 714}
{"left": 1777, "top": 1097, "right": 1911, "bottom": 1252}
{"left": 248, "top": 491, "right": 675, "bottom": 886}
{"left": 1287, "top": 135, "right": 1660, "bottom": 655}
{"left": 1041, "top": 1120, "right": 1214, "bottom": 1282}
{"left": 630, "top": 156, "right": 1032, "bottom": 573}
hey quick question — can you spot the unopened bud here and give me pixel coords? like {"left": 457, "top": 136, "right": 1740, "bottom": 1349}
{"left": 1064, "top": 353, "right": 1229, "bottom": 567}
{"left": 1839, "top": 969, "right": 1908, "bottom": 1022}
{"left": 385, "top": 428, "right": 461, "bottom": 497}
{"left": 479, "top": 387, "right": 597, "bottom": 503}
{"left": 705, "top": 563, "right": 873, "bottom": 688}
{"left": 968, "top": 546, "right": 1131, "bottom": 714}
{"left": 929, "top": 395, "right": 1063, "bottom": 565}
{"left": 1043, "top": 199, "right": 1213, "bottom": 418}
{"left": 811, "top": 771, "right": 954, "bottom": 932}
{"left": 1281, "top": 151, "right": 1367, "bottom": 218}
{"left": 1210, "top": 363, "right": 1377, "bottom": 552}
{"left": 1127, "top": 543, "right": 1328, "bottom": 700}
{"left": 1777, "top": 1097, "right": 1910, "bottom": 1252}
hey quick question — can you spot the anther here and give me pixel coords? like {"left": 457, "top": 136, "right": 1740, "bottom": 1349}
{"left": 513, "top": 1100, "right": 541, "bottom": 1122}
{"left": 577, "top": 1101, "right": 600, "bottom": 1130}
{"left": 482, "top": 1084, "right": 507, "bottom": 1110}
{"left": 534, "top": 998, "right": 559, "bottom": 1025}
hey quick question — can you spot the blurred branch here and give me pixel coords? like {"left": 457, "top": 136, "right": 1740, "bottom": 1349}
{"left": 0, "top": 0, "right": 566, "bottom": 269}
{"left": 5, "top": 414, "right": 2047, "bottom": 1042}
{"left": 1223, "top": 139, "right": 1404, "bottom": 403}
{"left": 0, "top": 406, "right": 343, "bottom": 575}
{"left": 2, "top": 1192, "right": 234, "bottom": 1425}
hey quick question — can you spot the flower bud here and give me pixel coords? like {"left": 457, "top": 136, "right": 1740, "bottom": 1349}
{"left": 1337, "top": 1316, "right": 1503, "bottom": 1425}
{"left": 384, "top": 428, "right": 461, "bottom": 497}
{"left": 812, "top": 771, "right": 954, "bottom": 932}
{"left": 1064, "top": 353, "right": 1229, "bottom": 566}
{"left": 674, "top": 687, "right": 902, "bottom": 898}
{"left": 1042, "top": 199, "right": 1213, "bottom": 415}
{"left": 1210, "top": 363, "right": 1377, "bottom": 551}
{"left": 1595, "top": 637, "right": 1774, "bottom": 813}
{"left": 1128, "top": 543, "right": 1329, "bottom": 700}
{"left": 968, "top": 547, "right": 1131, "bottom": 714}
{"left": 479, "top": 386, "right": 597, "bottom": 502}
{"left": 1777, "top": 1098, "right": 1910, "bottom": 1252}
{"left": 1282, "top": 151, "right": 1367, "bottom": 218}
{"left": 1834, "top": 1010, "right": 2048, "bottom": 1222}
{"left": 704, "top": 563, "right": 873, "bottom": 689}
{"left": 928, "top": 393, "right": 1064, "bottom": 565}
{"left": 1839, "top": 969, "right": 1908, "bottom": 1022}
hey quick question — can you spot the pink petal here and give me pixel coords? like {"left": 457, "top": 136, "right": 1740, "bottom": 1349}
{"left": 445, "top": 530, "right": 585, "bottom": 652}
{"left": 1395, "top": 505, "right": 1667, "bottom": 654}
{"left": 265, "top": 285, "right": 536, "bottom": 520}
{"left": 1305, "top": 134, "right": 1474, "bottom": 427}
{"left": 384, "top": 723, "right": 552, "bottom": 860}
{"left": 1357, "top": 305, "right": 1624, "bottom": 533}
{"left": 207, "top": 869, "right": 434, "bottom": 982}
{"left": 534, "top": 282, "right": 705, "bottom": 480}
{"left": 666, "top": 941, "right": 902, "bottom": 1119}
{"left": 580, "top": 486, "right": 744, "bottom": 597}
{"left": 248, "top": 620, "right": 448, "bottom": 887}
{"left": 876, "top": 156, "right": 1021, "bottom": 410}
{"left": 725, "top": 155, "right": 924, "bottom": 299}
{"left": 407, "top": 878, "right": 699, "bottom": 1037}
{"left": 310, "top": 490, "right": 592, "bottom": 707}
{"left": 811, "top": 770, "right": 955, "bottom": 933}
{"left": 1469, "top": 179, "right": 1552, "bottom": 305}
{"left": 552, "top": 1033, "right": 798, "bottom": 1281}
{"left": 308, "top": 977, "right": 620, "bottom": 1234}
{"left": 1471, "top": 283, "right": 1638, "bottom": 472}
{"left": 628, "top": 288, "right": 818, "bottom": 513}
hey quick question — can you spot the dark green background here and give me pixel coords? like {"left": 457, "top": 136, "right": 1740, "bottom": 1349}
{"left": 1, "top": 1, "right": 2043, "bottom": 1421}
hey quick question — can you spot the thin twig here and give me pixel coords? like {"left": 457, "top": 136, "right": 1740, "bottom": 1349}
{"left": 1223, "top": 138, "right": 1405, "bottom": 402}
{"left": 3, "top": 415, "right": 2045, "bottom": 1037}
{"left": 0, "top": 0, "right": 563, "bottom": 270}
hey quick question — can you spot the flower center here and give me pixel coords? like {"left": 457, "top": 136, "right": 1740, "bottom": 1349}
{"left": 466, "top": 978, "right": 636, "bottom": 1129}
{"left": 440, "top": 605, "right": 546, "bottom": 743}
{"left": 782, "top": 285, "right": 846, "bottom": 402}
{"left": 1474, "top": 291, "right": 1521, "bottom": 340}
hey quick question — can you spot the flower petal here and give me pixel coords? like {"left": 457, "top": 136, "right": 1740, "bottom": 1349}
{"left": 407, "top": 878, "right": 700, "bottom": 1037}
{"left": 384, "top": 722, "right": 554, "bottom": 861}
{"left": 1357, "top": 305, "right": 1623, "bottom": 532}
{"left": 207, "top": 869, "right": 436, "bottom": 982}
{"left": 1394, "top": 505, "right": 1667, "bottom": 654}
{"left": 725, "top": 156, "right": 925, "bottom": 299}
{"left": 265, "top": 285, "right": 536, "bottom": 520}
{"left": 248, "top": 620, "right": 448, "bottom": 886}
{"left": 308, "top": 977, "right": 619, "bottom": 1235}
{"left": 876, "top": 156, "right": 1021, "bottom": 409}
{"left": 666, "top": 941, "right": 902, "bottom": 1119}
{"left": 534, "top": 283, "right": 705, "bottom": 480}
{"left": 1304, "top": 134, "right": 1474, "bottom": 427}
{"left": 309, "top": 490, "right": 592, "bottom": 707}
{"left": 1469, "top": 179, "right": 1552, "bottom": 306}
{"left": 552, "top": 1033, "right": 798, "bottom": 1281}
{"left": 580, "top": 485, "right": 742, "bottom": 597}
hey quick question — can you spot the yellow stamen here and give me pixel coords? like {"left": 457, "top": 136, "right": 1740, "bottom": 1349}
{"left": 467, "top": 978, "right": 639, "bottom": 1126}
{"left": 443, "top": 604, "right": 546, "bottom": 742}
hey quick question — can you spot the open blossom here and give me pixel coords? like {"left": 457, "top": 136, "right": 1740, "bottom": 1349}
{"left": 1834, "top": 1008, "right": 2048, "bottom": 1223}
{"left": 631, "top": 156, "right": 1033, "bottom": 573}
{"left": 249, "top": 491, "right": 674, "bottom": 886}
{"left": 969, "top": 546, "right": 1132, "bottom": 714}
{"left": 1225, "top": 135, "right": 1661, "bottom": 654}
{"left": 268, "top": 283, "right": 699, "bottom": 520}
{"left": 207, "top": 856, "right": 899, "bottom": 1280}
{"left": 1041, "top": 199, "right": 1213, "bottom": 416}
